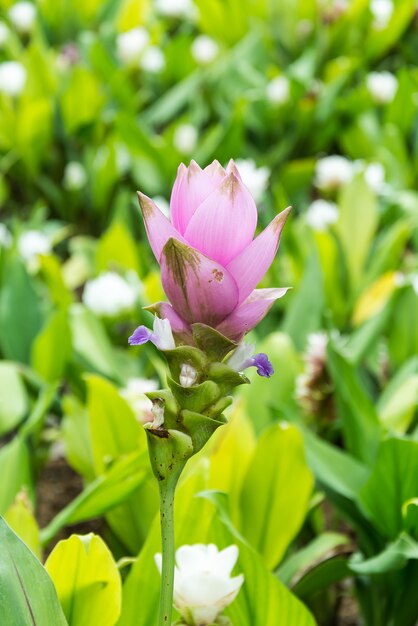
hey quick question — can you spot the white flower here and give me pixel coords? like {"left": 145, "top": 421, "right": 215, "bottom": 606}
{"left": 315, "top": 155, "right": 354, "bottom": 191}
{"left": 152, "top": 316, "right": 175, "bottom": 351}
{"left": 410, "top": 273, "right": 418, "bottom": 296}
{"left": 0, "top": 22, "right": 10, "bottom": 47}
{"left": 266, "top": 75, "right": 290, "bottom": 105}
{"left": 234, "top": 158, "right": 270, "bottom": 203}
{"left": 155, "top": 544, "right": 244, "bottom": 625}
{"left": 173, "top": 124, "right": 198, "bottom": 154}
{"left": 152, "top": 195, "right": 170, "bottom": 218}
{"left": 364, "top": 162, "right": 386, "bottom": 192}
{"left": 83, "top": 272, "right": 138, "bottom": 317}
{"left": 116, "top": 28, "right": 149, "bottom": 66}
{"left": 8, "top": 2, "right": 36, "bottom": 34}
{"left": 179, "top": 363, "right": 198, "bottom": 387}
{"left": 306, "top": 332, "right": 328, "bottom": 361}
{"left": 140, "top": 46, "right": 165, "bottom": 73}
{"left": 0, "top": 61, "right": 26, "bottom": 96}
{"left": 63, "top": 161, "right": 87, "bottom": 191}
{"left": 154, "top": 0, "right": 196, "bottom": 19}
{"left": 227, "top": 342, "right": 256, "bottom": 372}
{"left": 120, "top": 377, "right": 158, "bottom": 424}
{"left": 191, "top": 35, "right": 219, "bottom": 64}
{"left": 305, "top": 199, "right": 339, "bottom": 231}
{"left": 0, "top": 224, "right": 12, "bottom": 249}
{"left": 366, "top": 71, "right": 398, "bottom": 104}
{"left": 18, "top": 230, "right": 51, "bottom": 262}
{"left": 370, "top": 0, "right": 393, "bottom": 29}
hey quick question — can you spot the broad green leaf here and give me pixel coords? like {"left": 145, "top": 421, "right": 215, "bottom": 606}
{"left": 293, "top": 556, "right": 351, "bottom": 599}
{"left": 277, "top": 532, "right": 350, "bottom": 586}
{"left": 46, "top": 534, "right": 122, "bottom": 626}
{"left": 349, "top": 533, "right": 418, "bottom": 575}
{"left": 0, "top": 258, "right": 43, "bottom": 363}
{"left": 378, "top": 372, "right": 418, "bottom": 434}
{"left": 0, "top": 362, "right": 28, "bottom": 435}
{"left": 240, "top": 423, "right": 313, "bottom": 568}
{"left": 0, "top": 516, "right": 67, "bottom": 626}
{"left": 403, "top": 499, "right": 418, "bottom": 539}
{"left": 61, "top": 395, "right": 95, "bottom": 481}
{"left": 40, "top": 450, "right": 149, "bottom": 546}
{"left": 0, "top": 437, "right": 32, "bottom": 514}
{"left": 96, "top": 221, "right": 141, "bottom": 274}
{"left": 359, "top": 439, "right": 418, "bottom": 540}
{"left": 336, "top": 176, "right": 377, "bottom": 296}
{"left": 4, "top": 491, "right": 41, "bottom": 559}
{"left": 60, "top": 67, "right": 103, "bottom": 132}
{"left": 327, "top": 343, "right": 380, "bottom": 464}
{"left": 31, "top": 310, "right": 72, "bottom": 382}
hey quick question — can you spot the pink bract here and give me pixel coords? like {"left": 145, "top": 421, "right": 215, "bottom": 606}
{"left": 138, "top": 160, "right": 290, "bottom": 342}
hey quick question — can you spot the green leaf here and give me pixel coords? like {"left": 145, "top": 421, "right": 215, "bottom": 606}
{"left": 358, "top": 438, "right": 418, "bottom": 540}
{"left": 96, "top": 221, "right": 141, "bottom": 275}
{"left": 0, "top": 258, "right": 43, "bottom": 363}
{"left": 31, "top": 310, "right": 72, "bottom": 382}
{"left": 45, "top": 534, "right": 122, "bottom": 626}
{"left": 0, "top": 516, "right": 68, "bottom": 626}
{"left": 191, "top": 323, "right": 236, "bottom": 362}
{"left": 239, "top": 423, "right": 313, "bottom": 568}
{"left": 4, "top": 491, "right": 41, "bottom": 559}
{"left": 349, "top": 533, "right": 418, "bottom": 575}
{"left": 327, "top": 342, "right": 380, "bottom": 464}
{"left": 293, "top": 556, "right": 351, "bottom": 599}
{"left": 377, "top": 358, "right": 418, "bottom": 434}
{"left": 0, "top": 362, "right": 28, "bottom": 435}
{"left": 0, "top": 437, "right": 32, "bottom": 514}
{"left": 60, "top": 67, "right": 103, "bottom": 132}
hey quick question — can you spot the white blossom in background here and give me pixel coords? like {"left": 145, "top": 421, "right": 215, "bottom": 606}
{"left": 63, "top": 161, "right": 87, "bottom": 191}
{"left": 154, "top": 0, "right": 197, "bottom": 19}
{"left": 0, "top": 61, "right": 26, "bottom": 96}
{"left": 152, "top": 195, "right": 170, "bottom": 218}
{"left": 155, "top": 544, "right": 244, "bottom": 626}
{"left": 315, "top": 155, "right": 354, "bottom": 191}
{"left": 370, "top": 0, "right": 393, "bottom": 29}
{"left": 191, "top": 35, "right": 219, "bottom": 64}
{"left": 266, "top": 75, "right": 290, "bottom": 106}
{"left": 0, "top": 22, "right": 10, "bottom": 47}
{"left": 116, "top": 28, "right": 149, "bottom": 66}
{"left": 305, "top": 199, "right": 339, "bottom": 231}
{"left": 173, "top": 124, "right": 198, "bottom": 155}
{"left": 18, "top": 230, "right": 51, "bottom": 262}
{"left": 0, "top": 224, "right": 12, "bottom": 249}
{"left": 8, "top": 1, "right": 36, "bottom": 34}
{"left": 366, "top": 71, "right": 398, "bottom": 104}
{"left": 140, "top": 46, "right": 165, "bottom": 73}
{"left": 410, "top": 274, "right": 418, "bottom": 296}
{"left": 83, "top": 272, "right": 138, "bottom": 317}
{"left": 234, "top": 158, "right": 270, "bottom": 203}
{"left": 364, "top": 162, "right": 386, "bottom": 193}
{"left": 120, "top": 377, "right": 158, "bottom": 424}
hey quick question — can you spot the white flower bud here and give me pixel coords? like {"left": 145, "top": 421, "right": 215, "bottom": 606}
{"left": 315, "top": 155, "right": 354, "bottom": 191}
{"left": 370, "top": 0, "right": 393, "bottom": 29}
{"left": 18, "top": 230, "right": 51, "bottom": 262}
{"left": 155, "top": 544, "right": 244, "bottom": 625}
{"left": 0, "top": 61, "right": 26, "bottom": 97}
{"left": 233, "top": 159, "right": 270, "bottom": 203}
{"left": 63, "top": 161, "right": 87, "bottom": 191}
{"left": 0, "top": 22, "right": 10, "bottom": 48}
{"left": 120, "top": 377, "right": 158, "bottom": 424}
{"left": 140, "top": 46, "right": 165, "bottom": 73}
{"left": 154, "top": 0, "right": 197, "bottom": 19}
{"left": 191, "top": 35, "right": 219, "bottom": 64}
{"left": 116, "top": 27, "right": 149, "bottom": 66}
{"left": 173, "top": 124, "right": 198, "bottom": 155}
{"left": 82, "top": 272, "right": 138, "bottom": 317}
{"left": 305, "top": 199, "right": 339, "bottom": 231}
{"left": 179, "top": 363, "right": 198, "bottom": 387}
{"left": 8, "top": 2, "right": 36, "bottom": 34}
{"left": 366, "top": 71, "right": 398, "bottom": 104}
{"left": 266, "top": 75, "right": 290, "bottom": 105}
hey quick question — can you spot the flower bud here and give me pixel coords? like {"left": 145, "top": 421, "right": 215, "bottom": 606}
{"left": 366, "top": 71, "right": 398, "bottom": 104}
{"left": 9, "top": 1, "right": 36, "bottom": 34}
{"left": 179, "top": 363, "right": 198, "bottom": 387}
{"left": 0, "top": 61, "right": 26, "bottom": 97}
{"left": 83, "top": 272, "right": 138, "bottom": 317}
{"left": 191, "top": 35, "right": 219, "bottom": 64}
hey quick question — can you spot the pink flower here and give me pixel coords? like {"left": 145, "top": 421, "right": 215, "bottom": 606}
{"left": 136, "top": 160, "right": 290, "bottom": 342}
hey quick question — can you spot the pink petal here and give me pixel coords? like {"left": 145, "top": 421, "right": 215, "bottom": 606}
{"left": 227, "top": 207, "right": 291, "bottom": 304}
{"left": 137, "top": 192, "right": 186, "bottom": 262}
{"left": 184, "top": 172, "right": 258, "bottom": 266}
{"left": 217, "top": 288, "right": 289, "bottom": 341}
{"left": 170, "top": 160, "right": 225, "bottom": 235}
{"left": 147, "top": 302, "right": 190, "bottom": 333}
{"left": 160, "top": 238, "right": 239, "bottom": 326}
{"left": 225, "top": 159, "right": 242, "bottom": 179}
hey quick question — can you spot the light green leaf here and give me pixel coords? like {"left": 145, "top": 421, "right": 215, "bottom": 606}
{"left": 0, "top": 437, "right": 32, "bottom": 514}
{"left": 350, "top": 533, "right": 418, "bottom": 575}
{"left": 4, "top": 491, "right": 41, "bottom": 559}
{"left": 31, "top": 310, "right": 72, "bottom": 382}
{"left": 96, "top": 221, "right": 141, "bottom": 275}
{"left": 46, "top": 534, "right": 121, "bottom": 626}
{"left": 0, "top": 362, "right": 28, "bottom": 436}
{"left": 239, "top": 423, "right": 313, "bottom": 568}
{"left": 377, "top": 358, "right": 418, "bottom": 434}
{"left": 0, "top": 516, "right": 68, "bottom": 626}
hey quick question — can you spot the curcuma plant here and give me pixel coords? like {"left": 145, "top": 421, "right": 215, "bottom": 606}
{"left": 128, "top": 159, "right": 290, "bottom": 625}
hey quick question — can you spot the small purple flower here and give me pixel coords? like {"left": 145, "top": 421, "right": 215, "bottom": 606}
{"left": 129, "top": 326, "right": 152, "bottom": 346}
{"left": 129, "top": 316, "right": 175, "bottom": 351}
{"left": 252, "top": 353, "right": 274, "bottom": 377}
{"left": 227, "top": 342, "right": 274, "bottom": 378}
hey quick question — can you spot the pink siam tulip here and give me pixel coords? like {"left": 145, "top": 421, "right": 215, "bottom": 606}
{"left": 130, "top": 159, "right": 290, "bottom": 343}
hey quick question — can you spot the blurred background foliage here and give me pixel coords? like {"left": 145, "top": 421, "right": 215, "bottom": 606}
{"left": 0, "top": 0, "right": 418, "bottom": 625}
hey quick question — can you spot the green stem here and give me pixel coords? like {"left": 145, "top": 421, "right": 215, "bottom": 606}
{"left": 158, "top": 475, "right": 177, "bottom": 626}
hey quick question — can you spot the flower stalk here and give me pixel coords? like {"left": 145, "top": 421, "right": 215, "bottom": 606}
{"left": 157, "top": 475, "right": 176, "bottom": 626}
